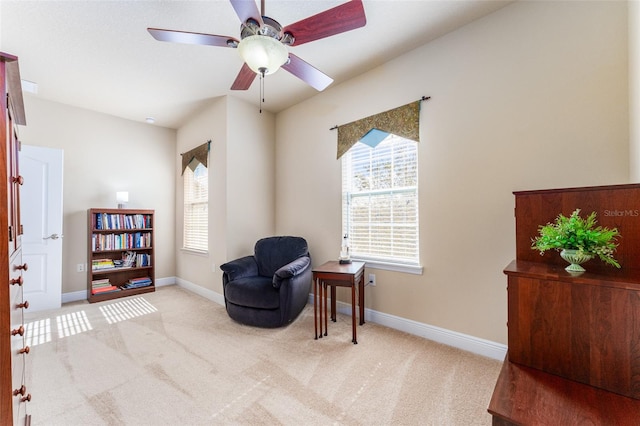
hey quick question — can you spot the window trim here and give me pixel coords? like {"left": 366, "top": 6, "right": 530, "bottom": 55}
{"left": 353, "top": 257, "right": 423, "bottom": 275}
{"left": 180, "top": 247, "right": 208, "bottom": 257}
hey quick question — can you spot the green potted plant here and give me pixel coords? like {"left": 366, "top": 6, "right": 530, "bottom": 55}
{"left": 531, "top": 208, "right": 621, "bottom": 272}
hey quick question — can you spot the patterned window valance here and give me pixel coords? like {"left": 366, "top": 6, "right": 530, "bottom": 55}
{"left": 181, "top": 140, "right": 211, "bottom": 175}
{"left": 336, "top": 100, "right": 421, "bottom": 159}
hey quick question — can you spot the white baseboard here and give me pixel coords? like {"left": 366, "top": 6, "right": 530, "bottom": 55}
{"left": 61, "top": 290, "right": 87, "bottom": 304}
{"left": 155, "top": 276, "right": 177, "bottom": 288}
{"left": 307, "top": 294, "right": 507, "bottom": 361}
{"left": 365, "top": 305, "right": 506, "bottom": 360}
{"left": 62, "top": 276, "right": 177, "bottom": 304}
{"left": 175, "top": 277, "right": 225, "bottom": 306}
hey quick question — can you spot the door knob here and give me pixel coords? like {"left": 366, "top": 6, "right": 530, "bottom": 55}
{"left": 43, "top": 233, "right": 60, "bottom": 240}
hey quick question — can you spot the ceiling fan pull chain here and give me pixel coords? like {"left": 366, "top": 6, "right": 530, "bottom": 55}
{"left": 259, "top": 67, "right": 266, "bottom": 114}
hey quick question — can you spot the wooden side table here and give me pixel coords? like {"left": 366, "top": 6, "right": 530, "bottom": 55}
{"left": 312, "top": 260, "right": 365, "bottom": 344}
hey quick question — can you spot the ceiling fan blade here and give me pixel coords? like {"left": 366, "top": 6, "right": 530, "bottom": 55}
{"left": 231, "top": 63, "right": 257, "bottom": 90}
{"left": 148, "top": 28, "right": 238, "bottom": 47}
{"left": 282, "top": 54, "right": 333, "bottom": 91}
{"left": 229, "top": 0, "right": 263, "bottom": 26}
{"left": 282, "top": 0, "right": 366, "bottom": 46}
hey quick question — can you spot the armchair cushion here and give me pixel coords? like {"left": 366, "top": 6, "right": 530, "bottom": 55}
{"left": 255, "top": 236, "right": 309, "bottom": 278}
{"left": 220, "top": 255, "right": 258, "bottom": 282}
{"left": 273, "top": 256, "right": 311, "bottom": 289}
{"left": 224, "top": 276, "right": 279, "bottom": 309}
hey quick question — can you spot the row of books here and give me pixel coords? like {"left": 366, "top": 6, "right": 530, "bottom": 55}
{"left": 92, "top": 253, "right": 151, "bottom": 271}
{"left": 91, "top": 232, "right": 151, "bottom": 252}
{"left": 134, "top": 253, "right": 151, "bottom": 267}
{"left": 91, "top": 278, "right": 121, "bottom": 295}
{"left": 95, "top": 213, "right": 152, "bottom": 230}
{"left": 91, "top": 277, "right": 153, "bottom": 294}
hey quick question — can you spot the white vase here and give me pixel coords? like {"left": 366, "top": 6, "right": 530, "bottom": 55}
{"left": 560, "top": 249, "right": 592, "bottom": 272}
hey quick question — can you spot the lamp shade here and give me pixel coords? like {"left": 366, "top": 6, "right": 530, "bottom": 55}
{"left": 116, "top": 191, "right": 129, "bottom": 203}
{"left": 116, "top": 191, "right": 129, "bottom": 209}
{"left": 238, "top": 35, "right": 288, "bottom": 75}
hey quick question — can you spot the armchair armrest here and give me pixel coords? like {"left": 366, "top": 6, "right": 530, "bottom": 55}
{"left": 273, "top": 256, "right": 311, "bottom": 289}
{"left": 220, "top": 256, "right": 259, "bottom": 282}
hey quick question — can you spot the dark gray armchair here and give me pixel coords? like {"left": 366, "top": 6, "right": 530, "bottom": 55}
{"left": 220, "top": 236, "right": 312, "bottom": 328}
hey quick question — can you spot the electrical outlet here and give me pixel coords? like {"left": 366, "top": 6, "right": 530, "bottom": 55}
{"left": 77, "top": 263, "right": 84, "bottom": 273}
{"left": 368, "top": 273, "right": 376, "bottom": 286}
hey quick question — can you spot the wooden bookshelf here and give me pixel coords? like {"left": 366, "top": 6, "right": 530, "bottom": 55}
{"left": 87, "top": 208, "right": 155, "bottom": 303}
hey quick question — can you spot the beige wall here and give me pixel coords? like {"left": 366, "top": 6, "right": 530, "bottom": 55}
{"left": 225, "top": 96, "right": 276, "bottom": 258}
{"left": 18, "top": 96, "right": 177, "bottom": 295}
{"left": 275, "top": 1, "right": 629, "bottom": 344}
{"left": 175, "top": 96, "right": 275, "bottom": 294}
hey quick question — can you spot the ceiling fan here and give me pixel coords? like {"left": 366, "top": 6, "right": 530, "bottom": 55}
{"left": 148, "top": 0, "right": 367, "bottom": 92}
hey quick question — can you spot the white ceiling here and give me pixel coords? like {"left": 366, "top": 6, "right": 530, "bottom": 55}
{"left": 1, "top": 0, "right": 512, "bottom": 129}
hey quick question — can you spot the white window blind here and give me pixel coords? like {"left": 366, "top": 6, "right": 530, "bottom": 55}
{"left": 183, "top": 162, "right": 208, "bottom": 251}
{"left": 342, "top": 135, "right": 419, "bottom": 265}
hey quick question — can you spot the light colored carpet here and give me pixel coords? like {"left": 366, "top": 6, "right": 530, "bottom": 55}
{"left": 22, "top": 285, "right": 501, "bottom": 425}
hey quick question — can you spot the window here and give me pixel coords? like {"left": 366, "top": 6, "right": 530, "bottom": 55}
{"left": 183, "top": 162, "right": 208, "bottom": 251}
{"left": 342, "top": 134, "right": 419, "bottom": 267}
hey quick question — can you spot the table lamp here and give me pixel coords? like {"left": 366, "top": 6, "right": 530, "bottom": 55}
{"left": 339, "top": 234, "right": 352, "bottom": 264}
{"left": 116, "top": 191, "right": 129, "bottom": 209}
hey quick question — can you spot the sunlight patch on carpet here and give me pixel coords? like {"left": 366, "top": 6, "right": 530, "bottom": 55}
{"left": 57, "top": 310, "right": 93, "bottom": 338}
{"left": 99, "top": 297, "right": 158, "bottom": 324}
{"left": 24, "top": 318, "right": 52, "bottom": 347}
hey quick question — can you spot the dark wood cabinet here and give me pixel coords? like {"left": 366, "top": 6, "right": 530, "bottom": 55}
{"left": 87, "top": 208, "right": 155, "bottom": 303}
{"left": 1, "top": 52, "right": 30, "bottom": 425}
{"left": 504, "top": 261, "right": 640, "bottom": 399}
{"left": 489, "top": 184, "right": 640, "bottom": 425}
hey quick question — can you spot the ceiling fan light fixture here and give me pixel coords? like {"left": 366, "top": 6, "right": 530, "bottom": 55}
{"left": 238, "top": 35, "right": 288, "bottom": 76}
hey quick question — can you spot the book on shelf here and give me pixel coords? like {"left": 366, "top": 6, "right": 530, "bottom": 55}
{"left": 122, "top": 276, "right": 153, "bottom": 289}
{"left": 92, "top": 259, "right": 115, "bottom": 270}
{"left": 91, "top": 285, "right": 121, "bottom": 295}
{"left": 135, "top": 253, "right": 151, "bottom": 267}
{"left": 122, "top": 251, "right": 135, "bottom": 267}
{"left": 128, "top": 277, "right": 151, "bottom": 284}
{"left": 91, "top": 278, "right": 111, "bottom": 288}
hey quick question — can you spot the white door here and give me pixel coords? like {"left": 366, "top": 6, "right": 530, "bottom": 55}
{"left": 20, "top": 145, "right": 64, "bottom": 312}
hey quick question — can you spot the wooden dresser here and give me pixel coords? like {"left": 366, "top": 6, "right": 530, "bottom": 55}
{"left": 488, "top": 184, "right": 640, "bottom": 425}
{"left": 1, "top": 52, "right": 30, "bottom": 425}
